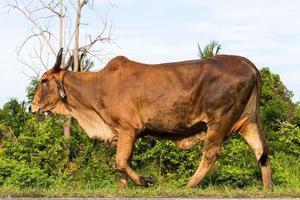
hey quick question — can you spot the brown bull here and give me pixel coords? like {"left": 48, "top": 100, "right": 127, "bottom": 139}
{"left": 30, "top": 48, "right": 272, "bottom": 188}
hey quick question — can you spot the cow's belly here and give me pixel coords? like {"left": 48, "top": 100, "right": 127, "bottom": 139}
{"left": 140, "top": 93, "right": 208, "bottom": 134}
{"left": 144, "top": 112, "right": 208, "bottom": 135}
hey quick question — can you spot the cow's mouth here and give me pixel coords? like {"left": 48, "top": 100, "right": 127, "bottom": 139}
{"left": 45, "top": 111, "right": 54, "bottom": 116}
{"left": 29, "top": 103, "right": 56, "bottom": 115}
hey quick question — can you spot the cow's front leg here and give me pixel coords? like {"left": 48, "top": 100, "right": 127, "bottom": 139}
{"left": 116, "top": 129, "right": 154, "bottom": 187}
{"left": 118, "top": 153, "right": 133, "bottom": 189}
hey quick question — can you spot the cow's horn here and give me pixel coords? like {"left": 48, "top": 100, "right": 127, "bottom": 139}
{"left": 62, "top": 55, "right": 73, "bottom": 71}
{"left": 52, "top": 48, "right": 63, "bottom": 72}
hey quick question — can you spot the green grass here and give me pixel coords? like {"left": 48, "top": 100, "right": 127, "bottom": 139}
{"left": 1, "top": 184, "right": 300, "bottom": 198}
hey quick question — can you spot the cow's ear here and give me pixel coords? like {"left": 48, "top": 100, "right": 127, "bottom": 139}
{"left": 52, "top": 48, "right": 63, "bottom": 72}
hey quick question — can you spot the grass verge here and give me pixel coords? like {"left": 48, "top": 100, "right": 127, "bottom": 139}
{"left": 1, "top": 184, "right": 300, "bottom": 198}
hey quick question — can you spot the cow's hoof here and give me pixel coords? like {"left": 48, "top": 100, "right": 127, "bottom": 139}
{"left": 118, "top": 179, "right": 128, "bottom": 189}
{"left": 140, "top": 176, "right": 154, "bottom": 187}
{"left": 186, "top": 180, "right": 197, "bottom": 188}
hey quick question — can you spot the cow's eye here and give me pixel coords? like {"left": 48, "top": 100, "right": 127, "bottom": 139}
{"left": 41, "top": 78, "right": 48, "bottom": 85}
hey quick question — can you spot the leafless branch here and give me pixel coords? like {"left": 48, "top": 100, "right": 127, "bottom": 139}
{"left": 79, "top": 14, "right": 113, "bottom": 55}
{"left": 17, "top": 54, "right": 40, "bottom": 78}
{"left": 39, "top": 0, "right": 62, "bottom": 17}
{"left": 35, "top": 14, "right": 57, "bottom": 20}
{"left": 17, "top": 31, "right": 43, "bottom": 53}
{"left": 6, "top": 0, "right": 114, "bottom": 74}
{"left": 73, "top": 0, "right": 87, "bottom": 71}
{"left": 59, "top": 0, "right": 64, "bottom": 65}
{"left": 65, "top": 18, "right": 74, "bottom": 52}
{"left": 33, "top": 38, "right": 48, "bottom": 70}
{"left": 6, "top": 0, "right": 56, "bottom": 56}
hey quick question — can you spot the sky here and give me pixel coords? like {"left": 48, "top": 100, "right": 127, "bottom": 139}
{"left": 0, "top": 0, "right": 300, "bottom": 107}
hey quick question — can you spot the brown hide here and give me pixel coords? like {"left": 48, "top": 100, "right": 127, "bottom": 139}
{"left": 31, "top": 54, "right": 272, "bottom": 188}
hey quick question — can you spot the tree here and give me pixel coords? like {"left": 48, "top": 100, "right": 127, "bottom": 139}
{"left": 6, "top": 0, "right": 113, "bottom": 138}
{"left": 259, "top": 67, "right": 298, "bottom": 130}
{"left": 197, "top": 40, "right": 221, "bottom": 59}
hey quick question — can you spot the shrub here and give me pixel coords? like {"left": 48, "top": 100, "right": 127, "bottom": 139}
{"left": 0, "top": 158, "right": 51, "bottom": 187}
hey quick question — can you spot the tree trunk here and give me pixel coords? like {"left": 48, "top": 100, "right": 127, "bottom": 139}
{"left": 73, "top": 0, "right": 82, "bottom": 72}
{"left": 59, "top": 0, "right": 71, "bottom": 139}
{"left": 63, "top": 116, "right": 71, "bottom": 139}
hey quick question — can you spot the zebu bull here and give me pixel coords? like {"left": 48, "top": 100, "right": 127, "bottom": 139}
{"left": 30, "top": 48, "right": 272, "bottom": 188}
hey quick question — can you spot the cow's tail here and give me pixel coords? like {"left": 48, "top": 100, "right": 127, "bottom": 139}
{"left": 252, "top": 63, "right": 269, "bottom": 166}
{"left": 239, "top": 57, "right": 269, "bottom": 166}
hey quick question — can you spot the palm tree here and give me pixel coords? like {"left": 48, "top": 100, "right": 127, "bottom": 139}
{"left": 197, "top": 40, "right": 221, "bottom": 59}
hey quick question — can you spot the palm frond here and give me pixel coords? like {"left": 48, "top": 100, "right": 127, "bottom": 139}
{"left": 197, "top": 40, "right": 221, "bottom": 59}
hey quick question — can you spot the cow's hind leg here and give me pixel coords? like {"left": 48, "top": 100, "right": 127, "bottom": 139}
{"left": 186, "top": 127, "right": 223, "bottom": 187}
{"left": 240, "top": 122, "right": 272, "bottom": 188}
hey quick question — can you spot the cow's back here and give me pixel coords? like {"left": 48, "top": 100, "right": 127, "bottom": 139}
{"left": 101, "top": 55, "right": 258, "bottom": 135}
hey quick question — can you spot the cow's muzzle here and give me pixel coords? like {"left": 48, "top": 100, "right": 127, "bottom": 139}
{"left": 29, "top": 104, "right": 40, "bottom": 114}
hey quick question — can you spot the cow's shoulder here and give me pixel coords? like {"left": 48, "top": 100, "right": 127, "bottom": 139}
{"left": 105, "top": 56, "right": 132, "bottom": 71}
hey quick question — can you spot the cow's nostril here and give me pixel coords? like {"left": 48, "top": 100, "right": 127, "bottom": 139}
{"left": 28, "top": 105, "right": 32, "bottom": 113}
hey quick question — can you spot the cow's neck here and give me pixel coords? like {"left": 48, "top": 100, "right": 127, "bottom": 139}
{"left": 54, "top": 71, "right": 116, "bottom": 143}
{"left": 63, "top": 71, "right": 104, "bottom": 109}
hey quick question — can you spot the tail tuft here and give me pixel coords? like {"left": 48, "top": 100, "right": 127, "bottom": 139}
{"left": 258, "top": 152, "right": 268, "bottom": 166}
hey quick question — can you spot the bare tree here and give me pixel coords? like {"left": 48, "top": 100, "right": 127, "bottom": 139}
{"left": 6, "top": 0, "right": 114, "bottom": 138}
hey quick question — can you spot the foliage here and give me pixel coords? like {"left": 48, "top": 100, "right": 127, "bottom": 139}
{"left": 0, "top": 100, "right": 116, "bottom": 188}
{"left": 260, "top": 67, "right": 297, "bottom": 130}
{"left": 197, "top": 40, "right": 221, "bottom": 59}
{"left": 0, "top": 158, "right": 51, "bottom": 187}
{"left": 268, "top": 122, "right": 300, "bottom": 156}
{"left": 26, "top": 79, "right": 39, "bottom": 104}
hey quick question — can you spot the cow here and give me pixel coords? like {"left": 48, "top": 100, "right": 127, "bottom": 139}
{"left": 30, "top": 48, "right": 272, "bottom": 188}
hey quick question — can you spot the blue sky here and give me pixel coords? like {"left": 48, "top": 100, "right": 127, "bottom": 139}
{"left": 0, "top": 0, "right": 300, "bottom": 106}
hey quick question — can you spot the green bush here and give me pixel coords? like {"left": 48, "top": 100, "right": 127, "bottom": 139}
{"left": 215, "top": 165, "right": 256, "bottom": 187}
{"left": 2, "top": 116, "right": 68, "bottom": 176}
{"left": 0, "top": 100, "right": 120, "bottom": 188}
{"left": 260, "top": 68, "right": 297, "bottom": 130}
{"left": 0, "top": 158, "right": 51, "bottom": 187}
{"left": 133, "top": 139, "right": 202, "bottom": 181}
{"left": 270, "top": 153, "right": 291, "bottom": 185}
{"left": 277, "top": 122, "right": 300, "bottom": 156}
{"left": 215, "top": 135, "right": 259, "bottom": 187}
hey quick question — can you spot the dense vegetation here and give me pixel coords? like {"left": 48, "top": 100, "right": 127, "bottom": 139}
{"left": 0, "top": 67, "right": 299, "bottom": 197}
